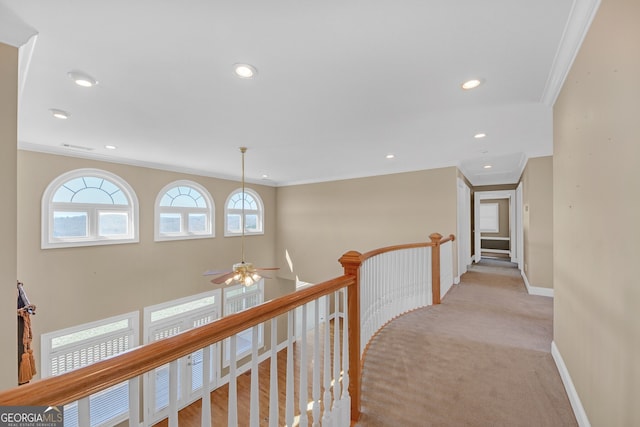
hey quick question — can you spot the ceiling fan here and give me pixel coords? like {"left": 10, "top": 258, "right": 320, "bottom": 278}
{"left": 204, "top": 147, "right": 279, "bottom": 286}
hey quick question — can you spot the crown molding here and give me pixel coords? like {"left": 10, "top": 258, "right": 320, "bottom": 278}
{"left": 540, "top": 0, "right": 601, "bottom": 106}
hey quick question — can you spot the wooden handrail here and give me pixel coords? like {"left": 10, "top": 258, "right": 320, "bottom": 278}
{"left": 0, "top": 275, "right": 356, "bottom": 406}
{"left": 0, "top": 233, "right": 454, "bottom": 426}
{"left": 360, "top": 242, "right": 433, "bottom": 262}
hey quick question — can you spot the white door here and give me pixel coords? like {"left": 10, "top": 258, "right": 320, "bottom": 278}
{"left": 143, "top": 290, "right": 221, "bottom": 425}
{"left": 457, "top": 178, "right": 471, "bottom": 278}
{"left": 516, "top": 182, "right": 524, "bottom": 270}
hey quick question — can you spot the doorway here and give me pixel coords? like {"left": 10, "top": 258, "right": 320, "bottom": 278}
{"left": 473, "top": 190, "right": 520, "bottom": 265}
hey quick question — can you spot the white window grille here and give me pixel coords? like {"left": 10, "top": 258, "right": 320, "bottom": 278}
{"left": 143, "top": 290, "right": 221, "bottom": 425}
{"left": 154, "top": 180, "right": 214, "bottom": 241}
{"left": 42, "top": 169, "right": 139, "bottom": 248}
{"left": 224, "top": 188, "right": 264, "bottom": 236}
{"left": 40, "top": 312, "right": 139, "bottom": 427}
{"left": 222, "top": 281, "right": 264, "bottom": 364}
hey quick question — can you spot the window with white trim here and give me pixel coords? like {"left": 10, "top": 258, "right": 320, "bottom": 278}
{"left": 155, "top": 180, "right": 214, "bottom": 241}
{"left": 40, "top": 312, "right": 139, "bottom": 427}
{"left": 42, "top": 169, "right": 139, "bottom": 249}
{"left": 222, "top": 281, "right": 264, "bottom": 364}
{"left": 143, "top": 290, "right": 221, "bottom": 424}
{"left": 224, "top": 188, "right": 264, "bottom": 236}
{"left": 479, "top": 202, "right": 500, "bottom": 233}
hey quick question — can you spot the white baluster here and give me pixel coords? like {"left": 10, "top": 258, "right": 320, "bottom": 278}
{"left": 321, "top": 295, "right": 333, "bottom": 425}
{"left": 341, "top": 287, "right": 351, "bottom": 425}
{"left": 285, "top": 311, "right": 294, "bottom": 426}
{"left": 269, "top": 318, "right": 279, "bottom": 427}
{"left": 202, "top": 345, "right": 212, "bottom": 427}
{"left": 228, "top": 335, "right": 238, "bottom": 427}
{"left": 312, "top": 299, "right": 320, "bottom": 426}
{"left": 128, "top": 377, "right": 139, "bottom": 427}
{"left": 78, "top": 396, "right": 89, "bottom": 427}
{"left": 250, "top": 326, "right": 260, "bottom": 427}
{"left": 169, "top": 360, "right": 178, "bottom": 427}
{"left": 331, "top": 292, "right": 341, "bottom": 420}
{"left": 299, "top": 303, "right": 309, "bottom": 427}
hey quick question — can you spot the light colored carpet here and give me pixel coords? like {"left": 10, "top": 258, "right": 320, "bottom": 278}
{"left": 356, "top": 259, "right": 577, "bottom": 427}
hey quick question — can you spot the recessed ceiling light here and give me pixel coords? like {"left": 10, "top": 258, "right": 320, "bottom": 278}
{"left": 50, "top": 109, "right": 71, "bottom": 119}
{"left": 233, "top": 64, "right": 257, "bottom": 79}
{"left": 104, "top": 145, "right": 117, "bottom": 150}
{"left": 474, "top": 133, "right": 487, "bottom": 139}
{"left": 483, "top": 164, "right": 492, "bottom": 169}
{"left": 261, "top": 174, "right": 269, "bottom": 179}
{"left": 67, "top": 70, "right": 98, "bottom": 87}
{"left": 386, "top": 154, "right": 395, "bottom": 159}
{"left": 461, "top": 79, "right": 482, "bottom": 90}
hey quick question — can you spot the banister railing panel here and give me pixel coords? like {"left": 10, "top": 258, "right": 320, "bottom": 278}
{"left": 0, "top": 232, "right": 456, "bottom": 427}
{"left": 359, "top": 245, "right": 431, "bottom": 355}
{"left": 440, "top": 239, "right": 454, "bottom": 299}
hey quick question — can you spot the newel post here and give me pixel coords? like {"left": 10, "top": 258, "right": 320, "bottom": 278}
{"left": 339, "top": 250, "right": 362, "bottom": 423}
{"left": 430, "top": 233, "right": 442, "bottom": 305}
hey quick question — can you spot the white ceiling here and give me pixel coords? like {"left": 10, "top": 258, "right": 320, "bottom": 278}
{"left": 1, "top": 0, "right": 598, "bottom": 187}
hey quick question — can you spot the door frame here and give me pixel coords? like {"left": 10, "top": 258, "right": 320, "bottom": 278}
{"left": 456, "top": 178, "right": 472, "bottom": 281}
{"left": 473, "top": 190, "right": 517, "bottom": 264}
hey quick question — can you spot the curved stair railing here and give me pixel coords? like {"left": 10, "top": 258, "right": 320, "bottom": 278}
{"left": 0, "top": 232, "right": 454, "bottom": 426}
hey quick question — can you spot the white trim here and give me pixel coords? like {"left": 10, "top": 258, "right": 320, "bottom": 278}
{"left": 223, "top": 187, "right": 265, "bottom": 237}
{"left": 516, "top": 182, "right": 524, "bottom": 270}
{"left": 454, "top": 276, "right": 460, "bottom": 285}
{"left": 474, "top": 190, "right": 516, "bottom": 263}
{"left": 18, "top": 142, "right": 279, "bottom": 188}
{"left": 521, "top": 270, "right": 554, "bottom": 297}
{"left": 0, "top": 3, "right": 38, "bottom": 47}
{"left": 541, "top": 0, "right": 602, "bottom": 106}
{"left": 154, "top": 180, "right": 215, "bottom": 242}
{"left": 41, "top": 168, "right": 139, "bottom": 249}
{"left": 551, "top": 341, "right": 591, "bottom": 427}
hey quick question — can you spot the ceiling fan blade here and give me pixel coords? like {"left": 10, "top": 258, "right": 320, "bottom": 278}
{"left": 203, "top": 269, "right": 232, "bottom": 276}
{"left": 254, "top": 267, "right": 280, "bottom": 271}
{"left": 211, "top": 271, "right": 236, "bottom": 284}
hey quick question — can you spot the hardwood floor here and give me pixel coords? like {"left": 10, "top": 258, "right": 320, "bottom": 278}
{"left": 152, "top": 319, "right": 342, "bottom": 427}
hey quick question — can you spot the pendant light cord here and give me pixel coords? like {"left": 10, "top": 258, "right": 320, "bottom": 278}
{"left": 240, "top": 147, "right": 247, "bottom": 264}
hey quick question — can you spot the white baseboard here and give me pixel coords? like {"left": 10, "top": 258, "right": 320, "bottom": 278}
{"left": 551, "top": 341, "right": 591, "bottom": 427}
{"left": 454, "top": 275, "right": 460, "bottom": 285}
{"left": 521, "top": 270, "right": 554, "bottom": 297}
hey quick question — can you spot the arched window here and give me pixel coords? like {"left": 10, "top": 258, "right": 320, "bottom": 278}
{"left": 42, "top": 169, "right": 139, "bottom": 249}
{"left": 155, "top": 180, "right": 214, "bottom": 241}
{"left": 224, "top": 188, "right": 264, "bottom": 236}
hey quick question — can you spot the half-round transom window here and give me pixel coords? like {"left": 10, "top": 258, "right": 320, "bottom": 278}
{"left": 155, "top": 180, "right": 214, "bottom": 241}
{"left": 42, "top": 169, "right": 139, "bottom": 249}
{"left": 224, "top": 188, "right": 264, "bottom": 236}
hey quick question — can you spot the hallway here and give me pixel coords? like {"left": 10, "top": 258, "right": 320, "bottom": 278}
{"left": 356, "top": 258, "right": 576, "bottom": 426}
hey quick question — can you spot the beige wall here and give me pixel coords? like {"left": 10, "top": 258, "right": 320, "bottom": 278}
{"left": 520, "top": 156, "right": 553, "bottom": 289}
{"left": 0, "top": 43, "right": 18, "bottom": 389}
{"left": 275, "top": 167, "right": 458, "bottom": 283}
{"left": 17, "top": 150, "right": 281, "bottom": 380}
{"left": 553, "top": 0, "right": 640, "bottom": 424}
